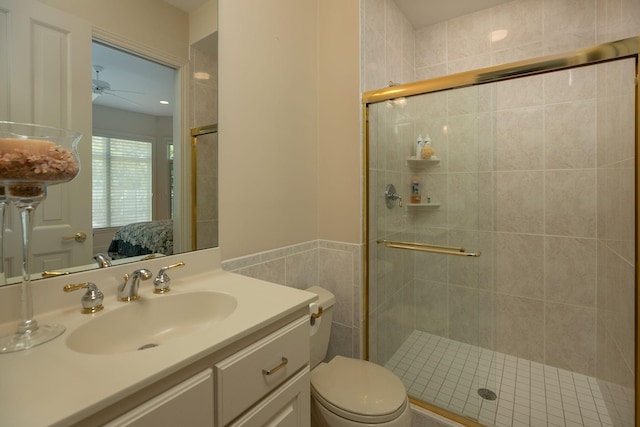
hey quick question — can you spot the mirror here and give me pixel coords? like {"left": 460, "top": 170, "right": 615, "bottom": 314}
{"left": 0, "top": 0, "right": 218, "bottom": 285}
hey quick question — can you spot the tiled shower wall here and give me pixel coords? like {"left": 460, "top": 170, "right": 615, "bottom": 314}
{"left": 222, "top": 240, "right": 363, "bottom": 361}
{"left": 594, "top": 58, "right": 636, "bottom": 426}
{"left": 190, "top": 34, "right": 218, "bottom": 128}
{"left": 362, "top": 0, "right": 638, "bottom": 424}
{"left": 362, "top": 0, "right": 640, "bottom": 92}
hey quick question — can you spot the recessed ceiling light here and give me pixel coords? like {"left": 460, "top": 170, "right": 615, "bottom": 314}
{"left": 160, "top": 100, "right": 169, "bottom": 105}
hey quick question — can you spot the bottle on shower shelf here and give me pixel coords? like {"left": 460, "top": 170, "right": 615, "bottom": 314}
{"left": 411, "top": 176, "right": 421, "bottom": 203}
{"left": 415, "top": 134, "right": 424, "bottom": 159}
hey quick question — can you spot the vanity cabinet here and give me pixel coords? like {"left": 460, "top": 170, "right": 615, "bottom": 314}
{"left": 94, "top": 315, "right": 310, "bottom": 427}
{"left": 0, "top": 251, "right": 316, "bottom": 427}
{"left": 228, "top": 368, "right": 310, "bottom": 427}
{"left": 215, "top": 315, "right": 310, "bottom": 426}
{"left": 104, "top": 369, "right": 214, "bottom": 427}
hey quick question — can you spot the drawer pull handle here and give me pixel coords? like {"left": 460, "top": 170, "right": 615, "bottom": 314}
{"left": 262, "top": 357, "right": 288, "bottom": 375}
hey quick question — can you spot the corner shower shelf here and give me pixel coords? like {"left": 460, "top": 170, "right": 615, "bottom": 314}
{"left": 407, "top": 157, "right": 441, "bottom": 167}
{"left": 407, "top": 202, "right": 440, "bottom": 208}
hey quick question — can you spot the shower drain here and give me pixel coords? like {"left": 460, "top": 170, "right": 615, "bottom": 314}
{"left": 477, "top": 388, "right": 497, "bottom": 401}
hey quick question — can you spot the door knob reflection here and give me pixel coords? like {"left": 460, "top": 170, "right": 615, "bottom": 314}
{"left": 62, "top": 231, "right": 87, "bottom": 243}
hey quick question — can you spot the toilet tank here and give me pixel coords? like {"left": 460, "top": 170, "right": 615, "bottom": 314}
{"left": 306, "top": 286, "right": 335, "bottom": 369}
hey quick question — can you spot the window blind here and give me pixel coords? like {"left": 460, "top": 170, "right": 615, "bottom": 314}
{"left": 92, "top": 136, "right": 153, "bottom": 228}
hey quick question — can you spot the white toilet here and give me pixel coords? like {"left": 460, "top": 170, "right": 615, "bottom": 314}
{"left": 306, "top": 286, "right": 411, "bottom": 427}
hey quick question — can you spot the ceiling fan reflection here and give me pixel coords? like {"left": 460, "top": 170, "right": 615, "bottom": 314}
{"left": 92, "top": 65, "right": 143, "bottom": 106}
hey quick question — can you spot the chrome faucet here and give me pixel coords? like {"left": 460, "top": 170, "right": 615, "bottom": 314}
{"left": 117, "top": 268, "right": 153, "bottom": 301}
{"left": 94, "top": 253, "right": 112, "bottom": 268}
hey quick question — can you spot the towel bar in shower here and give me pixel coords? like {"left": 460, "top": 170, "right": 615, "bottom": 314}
{"left": 377, "top": 239, "right": 481, "bottom": 257}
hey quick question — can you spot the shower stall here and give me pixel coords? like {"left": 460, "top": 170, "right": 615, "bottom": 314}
{"left": 364, "top": 37, "right": 638, "bottom": 426}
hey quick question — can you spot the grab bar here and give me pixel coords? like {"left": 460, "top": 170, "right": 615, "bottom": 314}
{"left": 377, "top": 239, "right": 481, "bottom": 257}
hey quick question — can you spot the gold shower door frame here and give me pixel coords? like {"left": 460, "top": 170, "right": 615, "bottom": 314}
{"left": 361, "top": 36, "right": 640, "bottom": 426}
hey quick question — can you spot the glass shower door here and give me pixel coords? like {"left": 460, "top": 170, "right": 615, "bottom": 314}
{"left": 366, "top": 54, "right": 637, "bottom": 427}
{"left": 367, "top": 84, "right": 495, "bottom": 422}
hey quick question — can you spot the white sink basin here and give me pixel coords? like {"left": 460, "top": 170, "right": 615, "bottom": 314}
{"left": 66, "top": 291, "right": 238, "bottom": 354}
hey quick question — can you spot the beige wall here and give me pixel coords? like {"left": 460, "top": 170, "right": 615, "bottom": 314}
{"left": 38, "top": 0, "right": 189, "bottom": 62}
{"left": 218, "top": 0, "right": 320, "bottom": 260}
{"left": 190, "top": 0, "right": 218, "bottom": 44}
{"left": 218, "top": 0, "right": 362, "bottom": 260}
{"left": 317, "top": 0, "right": 362, "bottom": 244}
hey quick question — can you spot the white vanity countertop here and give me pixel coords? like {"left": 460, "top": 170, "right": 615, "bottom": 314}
{"left": 0, "top": 249, "right": 315, "bottom": 426}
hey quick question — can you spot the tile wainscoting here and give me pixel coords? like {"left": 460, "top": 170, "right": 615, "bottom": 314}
{"left": 222, "top": 240, "right": 363, "bottom": 361}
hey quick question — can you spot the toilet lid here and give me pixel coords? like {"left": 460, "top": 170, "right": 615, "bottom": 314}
{"left": 311, "top": 356, "right": 408, "bottom": 423}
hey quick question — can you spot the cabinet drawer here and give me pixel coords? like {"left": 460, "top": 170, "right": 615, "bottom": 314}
{"left": 228, "top": 368, "right": 310, "bottom": 427}
{"left": 105, "top": 369, "right": 214, "bottom": 427}
{"left": 215, "top": 316, "right": 309, "bottom": 426}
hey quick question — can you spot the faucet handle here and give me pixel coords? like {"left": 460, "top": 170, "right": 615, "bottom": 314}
{"left": 153, "top": 262, "right": 186, "bottom": 294}
{"left": 63, "top": 282, "right": 104, "bottom": 314}
{"left": 42, "top": 270, "right": 71, "bottom": 278}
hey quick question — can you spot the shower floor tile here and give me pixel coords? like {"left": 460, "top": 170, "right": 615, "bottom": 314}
{"left": 384, "top": 331, "right": 613, "bottom": 427}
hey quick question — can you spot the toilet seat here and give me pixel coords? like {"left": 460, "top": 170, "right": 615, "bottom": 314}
{"left": 311, "top": 356, "right": 408, "bottom": 424}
